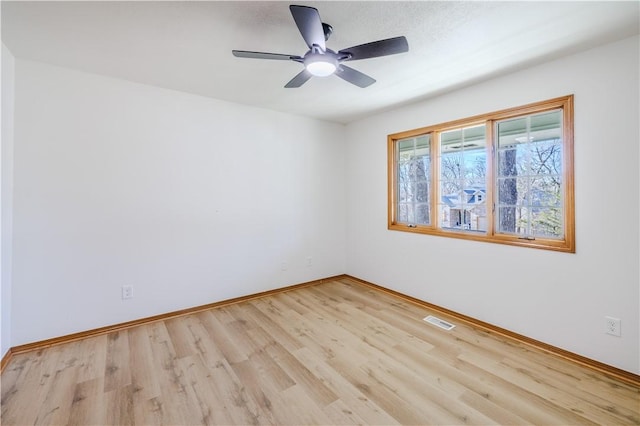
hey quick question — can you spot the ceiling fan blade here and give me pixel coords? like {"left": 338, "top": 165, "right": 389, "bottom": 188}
{"left": 335, "top": 65, "right": 376, "bottom": 88}
{"left": 232, "top": 50, "right": 301, "bottom": 61}
{"left": 289, "top": 5, "right": 326, "bottom": 51}
{"left": 338, "top": 36, "right": 409, "bottom": 61}
{"left": 285, "top": 69, "right": 313, "bottom": 88}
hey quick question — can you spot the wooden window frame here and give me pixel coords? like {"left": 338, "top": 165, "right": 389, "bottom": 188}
{"left": 388, "top": 95, "right": 575, "bottom": 253}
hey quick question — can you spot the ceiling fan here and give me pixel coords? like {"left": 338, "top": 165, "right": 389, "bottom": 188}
{"left": 232, "top": 5, "right": 409, "bottom": 88}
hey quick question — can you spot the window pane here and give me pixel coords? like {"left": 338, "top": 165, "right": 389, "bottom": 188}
{"left": 530, "top": 206, "right": 563, "bottom": 238}
{"left": 497, "top": 205, "right": 564, "bottom": 238}
{"left": 405, "top": 182, "right": 416, "bottom": 202}
{"left": 497, "top": 206, "right": 523, "bottom": 235}
{"left": 398, "top": 163, "right": 410, "bottom": 201}
{"left": 439, "top": 125, "right": 487, "bottom": 232}
{"left": 407, "top": 203, "right": 415, "bottom": 223}
{"left": 415, "top": 203, "right": 430, "bottom": 225}
{"left": 416, "top": 182, "right": 429, "bottom": 202}
{"left": 465, "top": 149, "right": 487, "bottom": 187}
{"left": 396, "top": 134, "right": 431, "bottom": 225}
{"left": 409, "top": 158, "right": 428, "bottom": 182}
{"left": 398, "top": 203, "right": 408, "bottom": 223}
{"left": 498, "top": 117, "right": 527, "bottom": 148}
{"left": 531, "top": 111, "right": 561, "bottom": 136}
{"left": 530, "top": 140, "right": 562, "bottom": 176}
{"left": 415, "top": 135, "right": 430, "bottom": 157}
{"left": 495, "top": 110, "right": 563, "bottom": 240}
{"left": 498, "top": 144, "right": 530, "bottom": 177}
{"left": 398, "top": 138, "right": 414, "bottom": 162}
{"left": 398, "top": 139, "right": 414, "bottom": 151}
{"left": 530, "top": 176, "right": 562, "bottom": 207}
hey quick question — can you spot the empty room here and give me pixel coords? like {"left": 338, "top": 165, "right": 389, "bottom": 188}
{"left": 1, "top": 1, "right": 639, "bottom": 425}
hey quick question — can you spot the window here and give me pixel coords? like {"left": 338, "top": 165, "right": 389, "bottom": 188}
{"left": 439, "top": 124, "right": 487, "bottom": 232}
{"left": 397, "top": 134, "right": 431, "bottom": 225}
{"left": 388, "top": 95, "right": 574, "bottom": 252}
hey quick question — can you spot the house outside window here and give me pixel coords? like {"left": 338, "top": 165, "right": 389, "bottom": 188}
{"left": 387, "top": 95, "right": 574, "bottom": 252}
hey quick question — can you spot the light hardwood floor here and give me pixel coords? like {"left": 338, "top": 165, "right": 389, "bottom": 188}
{"left": 2, "top": 278, "right": 639, "bottom": 425}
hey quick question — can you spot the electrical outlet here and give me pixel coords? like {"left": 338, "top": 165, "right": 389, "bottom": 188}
{"left": 605, "top": 316, "right": 621, "bottom": 337}
{"left": 122, "top": 285, "right": 133, "bottom": 300}
{"left": 281, "top": 262, "right": 288, "bottom": 271}
{"left": 305, "top": 256, "right": 312, "bottom": 267}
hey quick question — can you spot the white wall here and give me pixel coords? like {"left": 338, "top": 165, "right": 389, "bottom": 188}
{"left": 345, "top": 36, "right": 639, "bottom": 374}
{"left": 6, "top": 35, "right": 638, "bottom": 376}
{"left": 11, "top": 59, "right": 346, "bottom": 345}
{"left": 1, "top": 44, "right": 15, "bottom": 359}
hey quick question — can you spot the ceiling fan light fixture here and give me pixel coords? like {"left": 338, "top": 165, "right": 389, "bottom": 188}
{"left": 305, "top": 54, "right": 337, "bottom": 77}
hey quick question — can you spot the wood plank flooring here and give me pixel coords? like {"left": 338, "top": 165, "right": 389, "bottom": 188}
{"left": 2, "top": 278, "right": 639, "bottom": 425}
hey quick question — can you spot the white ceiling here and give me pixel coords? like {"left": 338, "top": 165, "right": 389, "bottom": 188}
{"left": 2, "top": 1, "right": 638, "bottom": 124}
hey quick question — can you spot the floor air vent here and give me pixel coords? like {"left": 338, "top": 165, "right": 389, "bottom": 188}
{"left": 423, "top": 315, "right": 455, "bottom": 331}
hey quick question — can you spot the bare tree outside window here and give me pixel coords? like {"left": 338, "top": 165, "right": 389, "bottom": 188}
{"left": 498, "top": 147, "right": 518, "bottom": 232}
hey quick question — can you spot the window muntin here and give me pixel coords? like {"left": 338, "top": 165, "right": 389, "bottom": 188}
{"left": 388, "top": 95, "right": 574, "bottom": 252}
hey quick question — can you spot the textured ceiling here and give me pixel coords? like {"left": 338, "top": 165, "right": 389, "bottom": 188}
{"left": 2, "top": 1, "right": 639, "bottom": 124}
